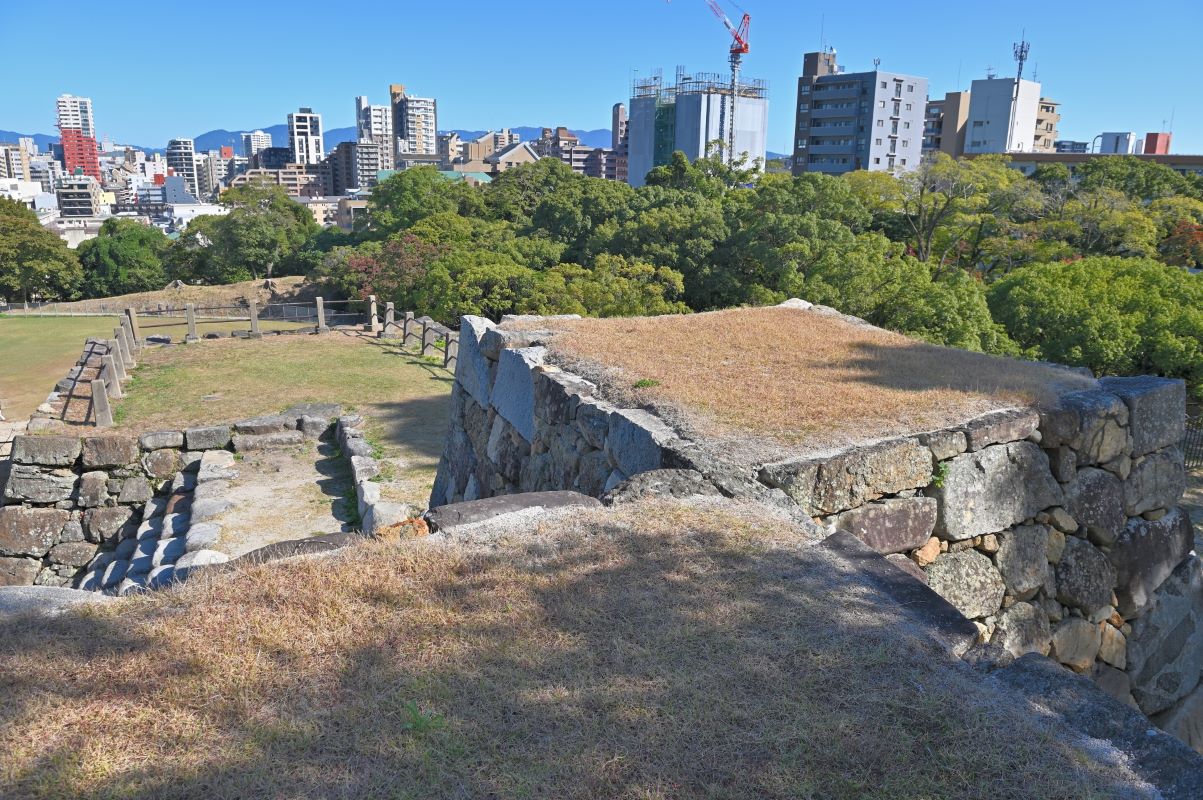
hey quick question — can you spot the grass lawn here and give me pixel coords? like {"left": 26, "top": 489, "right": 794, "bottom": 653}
{"left": 0, "top": 499, "right": 1148, "bottom": 798}
{"left": 0, "top": 315, "right": 122, "bottom": 420}
{"left": 113, "top": 331, "right": 453, "bottom": 508}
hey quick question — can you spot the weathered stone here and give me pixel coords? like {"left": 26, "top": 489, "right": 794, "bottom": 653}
{"left": 48, "top": 541, "right": 98, "bottom": 568}
{"left": 147, "top": 564, "right": 176, "bottom": 589}
{"left": 4, "top": 465, "right": 78, "bottom": 504}
{"left": 81, "top": 436, "right": 139, "bottom": 468}
{"left": 918, "top": 429, "right": 966, "bottom": 461}
{"left": 0, "top": 507, "right": 68, "bottom": 557}
{"left": 350, "top": 455, "right": 379, "bottom": 483}
{"left": 84, "top": 506, "right": 136, "bottom": 544}
{"left": 77, "top": 471, "right": 109, "bottom": 507}
{"left": 1055, "top": 535, "right": 1117, "bottom": 617}
{"left": 152, "top": 535, "right": 186, "bottom": 566}
{"left": 59, "top": 519, "right": 85, "bottom": 543}
{"left": 1154, "top": 682, "right": 1203, "bottom": 757}
{"left": 573, "top": 450, "right": 613, "bottom": 497}
{"left": 100, "top": 558, "right": 129, "bottom": 589}
{"left": 927, "top": 441, "right": 1062, "bottom": 540}
{"left": 190, "top": 497, "right": 232, "bottom": 523}
{"left": 1064, "top": 467, "right": 1126, "bottom": 546}
{"left": 604, "top": 469, "right": 723, "bottom": 504}
{"left": 1048, "top": 507, "right": 1077, "bottom": 534}
{"left": 1046, "top": 446, "right": 1077, "bottom": 484}
{"left": 298, "top": 415, "right": 328, "bottom": 439}
{"left": 1110, "top": 508, "right": 1194, "bottom": 618}
{"left": 234, "top": 414, "right": 294, "bottom": 435}
{"left": 833, "top": 497, "right": 937, "bottom": 555}
{"left": 117, "top": 574, "right": 148, "bottom": 596}
{"left": 114, "top": 536, "right": 138, "bottom": 560}
{"left": 128, "top": 538, "right": 158, "bottom": 574}
{"left": 485, "top": 416, "right": 528, "bottom": 483}
{"left": 363, "top": 502, "right": 415, "bottom": 537}
{"left": 1124, "top": 447, "right": 1186, "bottom": 517}
{"left": 456, "top": 315, "right": 496, "bottom": 407}
{"left": 185, "top": 425, "right": 232, "bottom": 451}
{"left": 282, "top": 403, "right": 343, "bottom": 423}
{"left": 926, "top": 550, "right": 1006, "bottom": 619}
{"left": 232, "top": 430, "right": 305, "bottom": 452}
{"left": 1089, "top": 663, "right": 1136, "bottom": 707}
{"left": 139, "top": 430, "right": 183, "bottom": 451}
{"left": 197, "top": 449, "right": 237, "bottom": 483}
{"left": 883, "top": 553, "right": 928, "bottom": 583}
{"left": 118, "top": 476, "right": 153, "bottom": 504}
{"left": 0, "top": 556, "right": 41, "bottom": 586}
{"left": 142, "top": 495, "right": 168, "bottom": 522}
{"left": 1047, "top": 528, "right": 1066, "bottom": 563}
{"left": 1039, "top": 389, "right": 1129, "bottom": 464}
{"left": 605, "top": 409, "right": 678, "bottom": 479}
{"left": 1099, "top": 624, "right": 1127, "bottom": 669}
{"left": 913, "top": 536, "right": 941, "bottom": 567}
{"left": 11, "top": 435, "right": 81, "bottom": 466}
{"left": 141, "top": 449, "right": 179, "bottom": 480}
{"left": 995, "top": 524, "right": 1050, "bottom": 599}
{"left": 356, "top": 480, "right": 380, "bottom": 519}
{"left": 963, "top": 408, "right": 1041, "bottom": 451}
{"left": 993, "top": 601, "right": 1051, "bottom": 657}
{"left": 491, "top": 346, "right": 545, "bottom": 442}
{"left": 1126, "top": 556, "right": 1203, "bottom": 715}
{"left": 575, "top": 400, "right": 614, "bottom": 450}
{"left": 174, "top": 549, "right": 229, "bottom": 570}
{"left": 532, "top": 367, "right": 595, "bottom": 425}
{"left": 1099, "top": 376, "right": 1186, "bottom": 457}
{"left": 1050, "top": 617, "right": 1102, "bottom": 672}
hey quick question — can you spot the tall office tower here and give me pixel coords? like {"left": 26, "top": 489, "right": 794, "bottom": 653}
{"left": 628, "top": 68, "right": 769, "bottom": 187}
{"left": 1033, "top": 98, "right": 1061, "bottom": 152}
{"left": 242, "top": 130, "right": 272, "bottom": 158}
{"left": 612, "top": 103, "right": 629, "bottom": 154}
{"left": 963, "top": 76, "right": 1043, "bottom": 154}
{"left": 355, "top": 96, "right": 395, "bottom": 170}
{"left": 55, "top": 93, "right": 101, "bottom": 179}
{"left": 165, "top": 138, "right": 199, "bottom": 198}
{"left": 389, "top": 84, "right": 438, "bottom": 156}
{"left": 288, "top": 108, "right": 324, "bottom": 165}
{"left": 790, "top": 49, "right": 927, "bottom": 176}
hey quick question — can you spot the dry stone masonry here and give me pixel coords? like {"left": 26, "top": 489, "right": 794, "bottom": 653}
{"left": 432, "top": 306, "right": 1202, "bottom": 753}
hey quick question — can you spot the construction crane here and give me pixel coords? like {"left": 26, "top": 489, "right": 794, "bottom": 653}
{"left": 703, "top": 0, "right": 750, "bottom": 165}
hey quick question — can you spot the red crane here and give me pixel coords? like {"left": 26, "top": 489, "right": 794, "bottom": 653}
{"left": 703, "top": 0, "right": 750, "bottom": 165}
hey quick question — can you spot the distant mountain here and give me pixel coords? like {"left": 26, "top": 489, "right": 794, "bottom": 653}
{"left": 0, "top": 130, "right": 60, "bottom": 151}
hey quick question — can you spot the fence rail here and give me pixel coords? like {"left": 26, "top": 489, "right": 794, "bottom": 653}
{"left": 1186, "top": 415, "right": 1203, "bottom": 472}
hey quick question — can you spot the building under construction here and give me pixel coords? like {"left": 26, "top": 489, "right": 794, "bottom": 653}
{"left": 627, "top": 67, "right": 768, "bottom": 187}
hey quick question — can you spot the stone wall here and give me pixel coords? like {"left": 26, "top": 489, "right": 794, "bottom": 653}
{"left": 431, "top": 310, "right": 1201, "bottom": 751}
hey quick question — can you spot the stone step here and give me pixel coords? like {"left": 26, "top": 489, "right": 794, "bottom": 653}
{"left": 425, "top": 491, "right": 602, "bottom": 535}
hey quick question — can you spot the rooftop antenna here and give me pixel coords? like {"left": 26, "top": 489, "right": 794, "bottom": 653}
{"left": 1007, "top": 32, "right": 1031, "bottom": 152}
{"left": 873, "top": 57, "right": 881, "bottom": 69}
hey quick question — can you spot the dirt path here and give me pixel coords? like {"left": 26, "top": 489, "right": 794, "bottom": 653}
{"left": 209, "top": 440, "right": 355, "bottom": 558}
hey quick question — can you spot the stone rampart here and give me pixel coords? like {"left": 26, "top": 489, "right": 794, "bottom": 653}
{"left": 431, "top": 308, "right": 1201, "bottom": 751}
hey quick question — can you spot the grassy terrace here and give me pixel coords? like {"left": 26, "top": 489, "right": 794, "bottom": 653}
{"left": 112, "top": 331, "right": 453, "bottom": 509}
{"left": 537, "top": 306, "right": 1097, "bottom": 453}
{"left": 0, "top": 500, "right": 1146, "bottom": 798}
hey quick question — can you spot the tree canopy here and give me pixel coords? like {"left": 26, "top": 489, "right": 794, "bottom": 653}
{"left": 0, "top": 198, "right": 81, "bottom": 303}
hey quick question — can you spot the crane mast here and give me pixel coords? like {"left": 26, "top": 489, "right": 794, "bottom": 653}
{"left": 703, "top": 0, "right": 750, "bottom": 166}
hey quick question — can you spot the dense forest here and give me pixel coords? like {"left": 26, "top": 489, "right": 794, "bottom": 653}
{"left": 2, "top": 153, "right": 1201, "bottom": 398}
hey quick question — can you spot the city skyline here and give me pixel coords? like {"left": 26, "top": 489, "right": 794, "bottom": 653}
{"left": 4, "top": 0, "right": 1202, "bottom": 154}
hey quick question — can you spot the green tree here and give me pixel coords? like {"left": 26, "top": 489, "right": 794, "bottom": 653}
{"left": 76, "top": 218, "right": 169, "bottom": 298}
{"left": 0, "top": 198, "right": 82, "bottom": 302}
{"left": 365, "top": 167, "right": 477, "bottom": 236}
{"left": 215, "top": 180, "right": 318, "bottom": 279}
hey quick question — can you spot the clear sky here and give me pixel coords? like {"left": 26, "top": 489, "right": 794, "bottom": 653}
{"left": 4, "top": 0, "right": 1201, "bottom": 154}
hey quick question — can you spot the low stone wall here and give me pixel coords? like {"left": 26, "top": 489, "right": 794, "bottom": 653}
{"left": 334, "top": 413, "right": 414, "bottom": 536}
{"left": 432, "top": 309, "right": 1201, "bottom": 751}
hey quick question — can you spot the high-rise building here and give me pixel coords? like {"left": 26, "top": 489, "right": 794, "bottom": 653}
{"left": 923, "top": 91, "right": 970, "bottom": 158}
{"left": 355, "top": 96, "right": 395, "bottom": 170}
{"left": 55, "top": 176, "right": 105, "bottom": 217}
{"left": 389, "top": 84, "right": 438, "bottom": 156}
{"left": 165, "top": 138, "right": 199, "bottom": 198}
{"left": 790, "top": 50, "right": 927, "bottom": 176}
{"left": 628, "top": 67, "right": 768, "bottom": 187}
{"left": 288, "top": 108, "right": 324, "bottom": 165}
{"left": 612, "top": 103, "right": 629, "bottom": 153}
{"left": 55, "top": 94, "right": 101, "bottom": 180}
{"left": 1034, "top": 98, "right": 1061, "bottom": 153}
{"left": 1144, "top": 132, "right": 1172, "bottom": 155}
{"left": 0, "top": 142, "right": 32, "bottom": 181}
{"left": 242, "top": 130, "right": 272, "bottom": 158}
{"left": 963, "top": 76, "right": 1043, "bottom": 154}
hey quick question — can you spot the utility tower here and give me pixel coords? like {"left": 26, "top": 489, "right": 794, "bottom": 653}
{"left": 703, "top": 0, "right": 750, "bottom": 165}
{"left": 1006, "top": 34, "right": 1030, "bottom": 152}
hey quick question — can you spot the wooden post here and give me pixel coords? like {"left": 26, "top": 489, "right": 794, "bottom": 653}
{"left": 125, "top": 307, "right": 141, "bottom": 345}
{"left": 443, "top": 332, "right": 458, "bottom": 370}
{"left": 101, "top": 356, "right": 123, "bottom": 399}
{"left": 114, "top": 327, "right": 136, "bottom": 369}
{"left": 421, "top": 321, "right": 438, "bottom": 357}
{"left": 382, "top": 302, "right": 396, "bottom": 338}
{"left": 108, "top": 339, "right": 128, "bottom": 382}
{"left": 315, "top": 296, "right": 329, "bottom": 332}
{"left": 91, "top": 380, "right": 113, "bottom": 427}
{"left": 185, "top": 303, "right": 198, "bottom": 342}
{"left": 403, "top": 312, "right": 418, "bottom": 347}
{"left": 248, "top": 300, "right": 261, "bottom": 337}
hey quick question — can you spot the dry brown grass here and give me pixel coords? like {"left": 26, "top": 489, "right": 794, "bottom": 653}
{"left": 537, "top": 307, "right": 1096, "bottom": 453}
{"left": 0, "top": 500, "right": 1144, "bottom": 799}
{"left": 4, "top": 276, "right": 314, "bottom": 315}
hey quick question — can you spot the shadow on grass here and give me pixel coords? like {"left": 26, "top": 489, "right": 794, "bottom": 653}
{"left": 0, "top": 520, "right": 1157, "bottom": 799}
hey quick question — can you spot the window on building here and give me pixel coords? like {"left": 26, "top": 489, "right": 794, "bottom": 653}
{"left": 901, "top": 158, "right": 907, "bottom": 165}
{"left": 972, "top": 120, "right": 984, "bottom": 127}
{"left": 902, "top": 140, "right": 909, "bottom": 147}
{"left": 904, "top": 121, "right": 911, "bottom": 129}
{"left": 875, "top": 138, "right": 882, "bottom": 145}
{"left": 876, "top": 120, "right": 883, "bottom": 127}
{"left": 907, "top": 84, "right": 914, "bottom": 92}
{"left": 798, "top": 103, "right": 809, "bottom": 111}
{"left": 878, "top": 100, "right": 885, "bottom": 108}
{"left": 888, "top": 157, "right": 895, "bottom": 169}
{"left": 880, "top": 81, "right": 887, "bottom": 88}
{"left": 801, "top": 85, "right": 811, "bottom": 94}
{"left": 905, "top": 103, "right": 912, "bottom": 111}
{"left": 874, "top": 157, "right": 881, "bottom": 164}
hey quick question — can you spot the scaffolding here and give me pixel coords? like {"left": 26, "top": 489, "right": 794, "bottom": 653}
{"left": 632, "top": 67, "right": 768, "bottom": 101}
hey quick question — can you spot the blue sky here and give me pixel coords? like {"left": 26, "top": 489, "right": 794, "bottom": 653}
{"left": 5, "top": 0, "right": 1201, "bottom": 154}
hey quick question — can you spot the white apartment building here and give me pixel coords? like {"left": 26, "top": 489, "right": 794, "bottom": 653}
{"left": 242, "top": 130, "right": 272, "bottom": 158}
{"left": 165, "top": 138, "right": 199, "bottom": 198}
{"left": 964, "top": 76, "right": 1043, "bottom": 154}
{"left": 355, "top": 96, "right": 395, "bottom": 170}
{"left": 288, "top": 108, "right": 324, "bottom": 165}
{"left": 55, "top": 94, "right": 95, "bottom": 137}
{"left": 390, "top": 85, "right": 438, "bottom": 156}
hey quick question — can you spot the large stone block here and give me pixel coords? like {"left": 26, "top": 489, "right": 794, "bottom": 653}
{"left": 1099, "top": 376, "right": 1186, "bottom": 458}
{"left": 0, "top": 507, "right": 68, "bottom": 557}
{"left": 925, "top": 550, "right": 1006, "bottom": 619}
{"left": 142, "top": 449, "right": 180, "bottom": 480}
{"left": 4, "top": 466, "right": 78, "bottom": 504}
{"left": 1153, "top": 681, "right": 1203, "bottom": 757}
{"left": 139, "top": 430, "right": 183, "bottom": 451}
{"left": 993, "top": 601, "right": 1051, "bottom": 658}
{"left": 994, "top": 524, "right": 1051, "bottom": 599}
{"left": 1055, "top": 535, "right": 1117, "bottom": 617}
{"left": 486, "top": 415, "right": 529, "bottom": 483}
{"left": 1064, "top": 467, "right": 1125, "bottom": 546}
{"left": 1111, "top": 509, "right": 1194, "bottom": 618}
{"left": 11, "top": 435, "right": 81, "bottom": 467}
{"left": 1050, "top": 617, "right": 1103, "bottom": 672}
{"left": 1127, "top": 556, "right": 1203, "bottom": 715}
{"left": 233, "top": 415, "right": 294, "bottom": 435}
{"left": 927, "top": 441, "right": 1062, "bottom": 541}
{"left": 81, "top": 436, "right": 139, "bottom": 468}
{"left": 575, "top": 400, "right": 614, "bottom": 450}
{"left": 532, "top": 366, "right": 595, "bottom": 425}
{"left": 84, "top": 506, "right": 136, "bottom": 544}
{"left": 185, "top": 425, "right": 232, "bottom": 451}
{"left": 832, "top": 497, "right": 937, "bottom": 555}
{"left": 457, "top": 315, "right": 496, "bottom": 407}
{"left": 491, "top": 346, "right": 545, "bottom": 442}
{"left": 963, "top": 408, "right": 1040, "bottom": 451}
{"left": 78, "top": 471, "right": 109, "bottom": 507}
{"left": 232, "top": 430, "right": 305, "bottom": 452}
{"left": 0, "top": 556, "right": 41, "bottom": 586}
{"left": 1123, "top": 447, "right": 1186, "bottom": 517}
{"left": 1038, "top": 389, "right": 1130, "bottom": 465}
{"left": 48, "top": 541, "right": 99, "bottom": 568}
{"left": 605, "top": 409, "right": 677, "bottom": 478}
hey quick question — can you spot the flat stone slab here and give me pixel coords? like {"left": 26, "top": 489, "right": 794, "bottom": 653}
{"left": 833, "top": 497, "right": 936, "bottom": 555}
{"left": 226, "top": 533, "right": 359, "bottom": 567}
{"left": 185, "top": 425, "right": 232, "bottom": 451}
{"left": 282, "top": 403, "right": 343, "bottom": 421}
{"left": 11, "top": 436, "right": 81, "bottom": 466}
{"left": 426, "top": 491, "right": 602, "bottom": 534}
{"left": 233, "top": 415, "right": 295, "bottom": 435}
{"left": 231, "top": 430, "right": 305, "bottom": 452}
{"left": 0, "top": 586, "right": 114, "bottom": 619}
